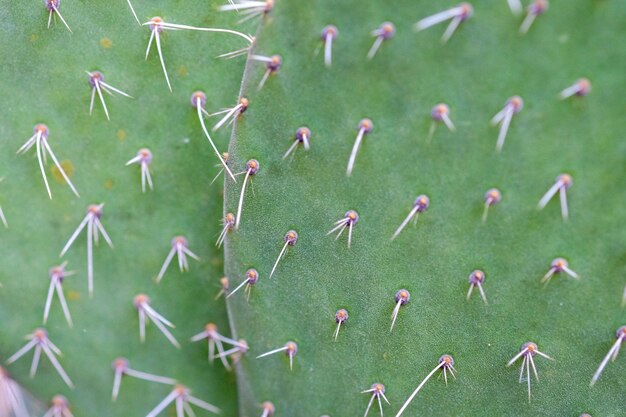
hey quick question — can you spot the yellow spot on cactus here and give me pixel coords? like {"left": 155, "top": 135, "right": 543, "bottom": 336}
{"left": 116, "top": 129, "right": 127, "bottom": 140}
{"left": 51, "top": 161, "right": 74, "bottom": 183}
{"left": 68, "top": 291, "right": 81, "bottom": 301}
{"left": 211, "top": 256, "right": 223, "bottom": 268}
{"left": 104, "top": 180, "right": 114, "bottom": 189}
{"left": 178, "top": 66, "right": 188, "bottom": 77}
{"left": 100, "top": 38, "right": 113, "bottom": 49}
{"left": 30, "top": 34, "right": 38, "bottom": 42}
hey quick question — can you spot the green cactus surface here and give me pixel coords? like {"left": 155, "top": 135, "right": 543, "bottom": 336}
{"left": 0, "top": 1, "right": 250, "bottom": 416}
{"left": 2, "top": 0, "right": 626, "bottom": 416}
{"left": 224, "top": 0, "right": 626, "bottom": 416}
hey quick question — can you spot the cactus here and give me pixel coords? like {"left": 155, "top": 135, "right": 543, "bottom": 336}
{"left": 224, "top": 0, "right": 626, "bottom": 416}
{"left": 1, "top": 1, "right": 247, "bottom": 415}
{"left": 2, "top": 1, "right": 625, "bottom": 417}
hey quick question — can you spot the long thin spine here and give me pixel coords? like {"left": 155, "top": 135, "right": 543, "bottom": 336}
{"left": 126, "top": 0, "right": 140, "bottom": 24}
{"left": 538, "top": 181, "right": 562, "bottom": 208}
{"left": 559, "top": 187, "right": 568, "bottom": 221}
{"left": 36, "top": 139, "right": 52, "bottom": 199}
{"left": 146, "top": 390, "right": 178, "bottom": 417}
{"left": 51, "top": 4, "right": 72, "bottom": 33}
{"left": 196, "top": 99, "right": 236, "bottom": 181}
{"left": 520, "top": 13, "right": 536, "bottom": 34}
{"left": 366, "top": 37, "right": 383, "bottom": 60}
{"left": 441, "top": 16, "right": 462, "bottom": 43}
{"left": 590, "top": 337, "right": 622, "bottom": 385}
{"left": 256, "top": 346, "right": 287, "bottom": 359}
{"left": 390, "top": 300, "right": 402, "bottom": 332}
{"left": 324, "top": 35, "right": 333, "bottom": 67}
{"left": 86, "top": 218, "right": 96, "bottom": 297}
{"left": 55, "top": 282, "right": 73, "bottom": 326}
{"left": 30, "top": 346, "right": 42, "bottom": 378}
{"left": 346, "top": 128, "right": 365, "bottom": 176}
{"left": 415, "top": 8, "right": 460, "bottom": 31}
{"left": 395, "top": 363, "right": 444, "bottom": 417}
{"left": 269, "top": 242, "right": 289, "bottom": 278}
{"left": 496, "top": 107, "right": 513, "bottom": 152}
{"left": 7, "top": 339, "right": 38, "bottom": 364}
{"left": 94, "top": 82, "right": 110, "bottom": 120}
{"left": 0, "top": 206, "right": 7, "bottom": 228}
{"left": 124, "top": 368, "right": 177, "bottom": 385}
{"left": 43, "top": 281, "right": 55, "bottom": 324}
{"left": 154, "top": 31, "right": 172, "bottom": 92}
{"left": 41, "top": 345, "right": 73, "bottom": 388}
{"left": 42, "top": 141, "right": 80, "bottom": 197}
{"left": 526, "top": 353, "right": 531, "bottom": 402}
{"left": 226, "top": 278, "right": 249, "bottom": 298}
{"left": 235, "top": 170, "right": 251, "bottom": 229}
{"left": 391, "top": 206, "right": 419, "bottom": 240}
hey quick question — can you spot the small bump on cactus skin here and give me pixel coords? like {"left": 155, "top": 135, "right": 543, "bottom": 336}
{"left": 429, "top": 103, "right": 456, "bottom": 142}
{"left": 60, "top": 204, "right": 112, "bottom": 297}
{"left": 190, "top": 322, "right": 246, "bottom": 370}
{"left": 482, "top": 188, "right": 502, "bottom": 222}
{"left": 228, "top": 268, "right": 260, "bottom": 301}
{"left": 361, "top": 383, "right": 390, "bottom": 417}
{"left": 212, "top": 97, "right": 250, "bottom": 132}
{"left": 155, "top": 236, "right": 200, "bottom": 283}
{"left": 133, "top": 294, "right": 180, "bottom": 348}
{"left": 491, "top": 95, "right": 524, "bottom": 152}
{"left": 86, "top": 70, "right": 133, "bottom": 121}
{"left": 251, "top": 54, "right": 282, "bottom": 90}
{"left": 125, "top": 148, "right": 154, "bottom": 192}
{"left": 559, "top": 78, "right": 591, "bottom": 100}
{"left": 45, "top": 0, "right": 72, "bottom": 32}
{"left": 327, "top": 210, "right": 359, "bottom": 248}
{"left": 43, "top": 261, "right": 75, "bottom": 327}
{"left": 283, "top": 127, "right": 311, "bottom": 159}
{"left": 235, "top": 159, "right": 260, "bottom": 229}
{"left": 390, "top": 195, "right": 430, "bottom": 240}
{"left": 192, "top": 90, "right": 238, "bottom": 182}
{"left": 520, "top": 0, "right": 549, "bottom": 34}
{"left": 506, "top": 342, "right": 554, "bottom": 403}
{"left": 367, "top": 22, "right": 395, "bottom": 60}
{"left": 390, "top": 289, "right": 411, "bottom": 332}
{"left": 17, "top": 124, "right": 79, "bottom": 199}
{"left": 6, "top": 328, "right": 74, "bottom": 388}
{"left": 467, "top": 269, "right": 488, "bottom": 304}
{"left": 144, "top": 384, "right": 221, "bottom": 417}
{"left": 216, "top": 213, "right": 236, "bottom": 248}
{"left": 111, "top": 357, "right": 176, "bottom": 402}
{"left": 256, "top": 341, "right": 298, "bottom": 371}
{"left": 537, "top": 173, "right": 573, "bottom": 221}
{"left": 333, "top": 309, "right": 349, "bottom": 341}
{"left": 346, "top": 118, "right": 374, "bottom": 176}
{"left": 260, "top": 400, "right": 275, "bottom": 417}
{"left": 320, "top": 25, "right": 338, "bottom": 67}
{"left": 541, "top": 258, "right": 579, "bottom": 284}
{"left": 269, "top": 230, "right": 298, "bottom": 278}
{"left": 414, "top": 3, "right": 473, "bottom": 43}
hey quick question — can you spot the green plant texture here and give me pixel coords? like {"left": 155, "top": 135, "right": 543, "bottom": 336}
{"left": 0, "top": 1, "right": 249, "bottom": 416}
{"left": 224, "top": 0, "right": 626, "bottom": 416}
{"left": 1, "top": 0, "right": 626, "bottom": 416}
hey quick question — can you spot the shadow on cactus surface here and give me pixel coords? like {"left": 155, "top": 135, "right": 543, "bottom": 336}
{"left": 0, "top": 0, "right": 625, "bottom": 417}
{"left": 0, "top": 1, "right": 250, "bottom": 416}
{"left": 223, "top": 0, "right": 626, "bottom": 416}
